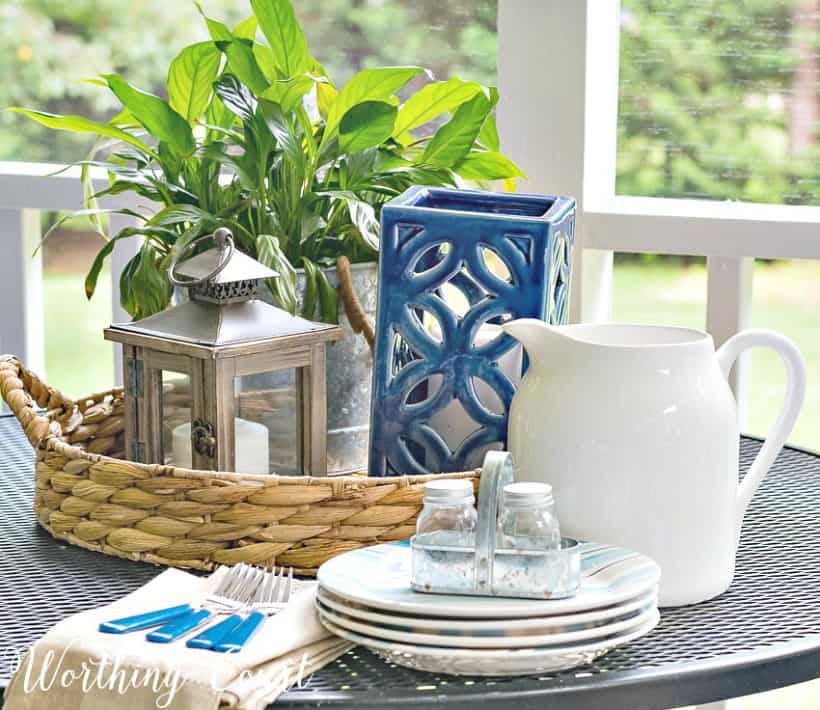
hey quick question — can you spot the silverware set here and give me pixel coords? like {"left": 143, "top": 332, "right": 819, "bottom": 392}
{"left": 99, "top": 564, "right": 294, "bottom": 653}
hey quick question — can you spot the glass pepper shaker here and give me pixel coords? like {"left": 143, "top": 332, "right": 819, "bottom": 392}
{"left": 496, "top": 481, "right": 561, "bottom": 550}
{"left": 416, "top": 479, "right": 478, "bottom": 538}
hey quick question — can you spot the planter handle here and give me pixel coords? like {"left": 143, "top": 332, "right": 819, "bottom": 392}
{"left": 336, "top": 256, "right": 375, "bottom": 354}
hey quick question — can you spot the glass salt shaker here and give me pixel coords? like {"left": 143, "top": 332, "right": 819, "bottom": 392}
{"left": 496, "top": 481, "right": 561, "bottom": 550}
{"left": 416, "top": 479, "right": 478, "bottom": 538}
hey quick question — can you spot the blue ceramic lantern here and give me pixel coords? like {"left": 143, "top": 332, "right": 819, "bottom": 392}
{"left": 369, "top": 186, "right": 576, "bottom": 476}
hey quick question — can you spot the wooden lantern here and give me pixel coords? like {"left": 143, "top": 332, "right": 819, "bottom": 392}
{"left": 104, "top": 228, "right": 342, "bottom": 475}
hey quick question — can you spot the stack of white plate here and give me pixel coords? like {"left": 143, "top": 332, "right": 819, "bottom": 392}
{"left": 317, "top": 541, "right": 661, "bottom": 676}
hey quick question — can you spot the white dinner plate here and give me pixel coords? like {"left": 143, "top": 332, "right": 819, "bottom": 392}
{"left": 317, "top": 585, "right": 658, "bottom": 635}
{"left": 316, "top": 597, "right": 657, "bottom": 648}
{"left": 317, "top": 540, "right": 660, "bottom": 619}
{"left": 318, "top": 608, "right": 660, "bottom": 676}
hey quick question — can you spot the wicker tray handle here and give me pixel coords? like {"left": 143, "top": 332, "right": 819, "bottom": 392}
{"left": 0, "top": 355, "right": 69, "bottom": 447}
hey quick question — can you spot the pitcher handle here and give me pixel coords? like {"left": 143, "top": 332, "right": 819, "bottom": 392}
{"left": 716, "top": 329, "right": 806, "bottom": 523}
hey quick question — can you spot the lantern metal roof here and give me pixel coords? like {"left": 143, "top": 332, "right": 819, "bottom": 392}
{"left": 105, "top": 228, "right": 342, "bottom": 352}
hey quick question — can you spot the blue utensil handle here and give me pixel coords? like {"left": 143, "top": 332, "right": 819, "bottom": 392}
{"left": 98, "top": 604, "right": 193, "bottom": 634}
{"left": 215, "top": 611, "right": 266, "bottom": 653}
{"left": 186, "top": 614, "right": 244, "bottom": 650}
{"left": 147, "top": 608, "right": 212, "bottom": 643}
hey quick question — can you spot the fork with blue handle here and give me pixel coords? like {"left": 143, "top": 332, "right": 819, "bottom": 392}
{"left": 215, "top": 566, "right": 294, "bottom": 653}
{"left": 147, "top": 565, "right": 264, "bottom": 644}
{"left": 185, "top": 565, "right": 279, "bottom": 650}
{"left": 99, "top": 564, "right": 257, "bottom": 638}
{"left": 99, "top": 563, "right": 295, "bottom": 652}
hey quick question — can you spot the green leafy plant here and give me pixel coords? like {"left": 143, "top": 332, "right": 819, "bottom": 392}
{"left": 9, "top": 0, "right": 523, "bottom": 322}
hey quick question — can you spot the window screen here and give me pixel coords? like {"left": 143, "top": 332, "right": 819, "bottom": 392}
{"left": 617, "top": 0, "right": 820, "bottom": 205}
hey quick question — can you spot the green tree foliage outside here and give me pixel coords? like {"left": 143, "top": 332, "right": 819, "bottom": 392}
{"left": 0, "top": 0, "right": 497, "bottom": 164}
{"left": 618, "top": 0, "right": 820, "bottom": 205}
{"left": 4, "top": 0, "right": 819, "bottom": 206}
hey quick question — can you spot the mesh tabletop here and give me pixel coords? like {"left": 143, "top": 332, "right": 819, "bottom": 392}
{"left": 1, "top": 416, "right": 819, "bottom": 709}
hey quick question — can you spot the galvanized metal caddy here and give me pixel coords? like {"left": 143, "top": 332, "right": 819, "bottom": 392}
{"left": 411, "top": 451, "right": 580, "bottom": 600}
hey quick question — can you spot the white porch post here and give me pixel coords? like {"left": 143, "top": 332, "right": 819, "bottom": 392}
{"left": 497, "top": 0, "right": 619, "bottom": 323}
{"left": 706, "top": 256, "right": 753, "bottom": 424}
{"left": 0, "top": 208, "right": 44, "bottom": 373}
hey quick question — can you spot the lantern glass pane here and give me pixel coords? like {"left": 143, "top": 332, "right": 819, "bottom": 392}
{"left": 234, "top": 370, "right": 299, "bottom": 476}
{"left": 160, "top": 370, "right": 193, "bottom": 466}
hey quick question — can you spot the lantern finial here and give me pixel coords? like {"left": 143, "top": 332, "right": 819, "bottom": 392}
{"left": 168, "top": 228, "right": 278, "bottom": 305}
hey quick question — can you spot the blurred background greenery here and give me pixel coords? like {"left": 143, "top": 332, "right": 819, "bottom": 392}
{"left": 3, "top": 2, "right": 820, "bottom": 705}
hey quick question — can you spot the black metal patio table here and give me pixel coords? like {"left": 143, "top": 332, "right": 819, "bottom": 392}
{"left": 1, "top": 414, "right": 819, "bottom": 710}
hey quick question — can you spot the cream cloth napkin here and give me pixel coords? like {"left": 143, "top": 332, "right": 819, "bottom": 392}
{"left": 4, "top": 568, "right": 352, "bottom": 710}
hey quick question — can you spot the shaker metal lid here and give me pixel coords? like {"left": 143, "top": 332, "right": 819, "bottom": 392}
{"left": 502, "top": 481, "right": 554, "bottom": 508}
{"left": 423, "top": 479, "right": 475, "bottom": 503}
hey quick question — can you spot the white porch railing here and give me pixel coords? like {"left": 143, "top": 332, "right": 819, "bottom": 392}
{"left": 0, "top": 162, "right": 139, "bottom": 385}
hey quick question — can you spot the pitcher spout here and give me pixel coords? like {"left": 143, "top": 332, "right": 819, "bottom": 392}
{"left": 501, "top": 319, "right": 579, "bottom": 363}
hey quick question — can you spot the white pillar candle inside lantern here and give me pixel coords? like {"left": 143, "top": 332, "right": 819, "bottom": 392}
{"left": 172, "top": 418, "right": 269, "bottom": 474}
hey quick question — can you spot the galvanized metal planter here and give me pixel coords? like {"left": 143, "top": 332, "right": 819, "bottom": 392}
{"left": 259, "top": 261, "right": 377, "bottom": 475}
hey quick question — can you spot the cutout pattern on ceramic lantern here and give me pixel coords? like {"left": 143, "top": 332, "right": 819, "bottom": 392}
{"left": 369, "top": 187, "right": 576, "bottom": 475}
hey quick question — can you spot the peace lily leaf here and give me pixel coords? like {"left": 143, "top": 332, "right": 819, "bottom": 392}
{"left": 253, "top": 43, "right": 279, "bottom": 82}
{"left": 85, "top": 233, "right": 124, "bottom": 301}
{"left": 108, "top": 106, "right": 139, "bottom": 128}
{"left": 148, "top": 203, "right": 216, "bottom": 228}
{"left": 316, "top": 267, "right": 339, "bottom": 324}
{"left": 233, "top": 16, "right": 258, "bottom": 40}
{"left": 300, "top": 214, "right": 326, "bottom": 242}
{"left": 454, "top": 151, "right": 526, "bottom": 180}
{"left": 478, "top": 113, "right": 500, "bottom": 152}
{"left": 316, "top": 82, "right": 337, "bottom": 118}
{"left": 251, "top": 0, "right": 310, "bottom": 78}
{"left": 119, "top": 253, "right": 141, "bottom": 318}
{"left": 80, "top": 77, "right": 108, "bottom": 88}
{"left": 300, "top": 257, "right": 319, "bottom": 319}
{"left": 36, "top": 207, "right": 141, "bottom": 254}
{"left": 218, "top": 40, "right": 270, "bottom": 95}
{"left": 324, "top": 66, "right": 426, "bottom": 142}
{"left": 392, "top": 77, "right": 482, "bottom": 137}
{"left": 206, "top": 94, "right": 236, "bottom": 132}
{"left": 129, "top": 243, "right": 173, "bottom": 319}
{"left": 6, "top": 108, "right": 156, "bottom": 159}
{"left": 167, "top": 42, "right": 222, "bottom": 123}
{"left": 257, "top": 234, "right": 297, "bottom": 314}
{"left": 213, "top": 74, "right": 258, "bottom": 122}
{"left": 339, "top": 101, "right": 397, "bottom": 154}
{"left": 194, "top": 1, "right": 232, "bottom": 41}
{"left": 421, "top": 91, "right": 493, "bottom": 167}
{"left": 260, "top": 75, "right": 314, "bottom": 113}
{"left": 102, "top": 74, "right": 194, "bottom": 155}
{"left": 85, "top": 226, "right": 172, "bottom": 300}
{"left": 345, "top": 198, "right": 380, "bottom": 251}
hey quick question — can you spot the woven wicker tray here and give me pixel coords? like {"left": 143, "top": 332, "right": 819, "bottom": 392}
{"left": 0, "top": 355, "right": 479, "bottom": 575}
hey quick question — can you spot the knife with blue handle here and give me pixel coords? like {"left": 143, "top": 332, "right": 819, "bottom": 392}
{"left": 185, "top": 613, "right": 244, "bottom": 649}
{"left": 98, "top": 604, "right": 193, "bottom": 634}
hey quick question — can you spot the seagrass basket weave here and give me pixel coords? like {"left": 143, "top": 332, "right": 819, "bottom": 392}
{"left": 0, "top": 355, "right": 480, "bottom": 575}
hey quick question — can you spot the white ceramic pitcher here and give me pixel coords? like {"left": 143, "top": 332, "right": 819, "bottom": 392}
{"left": 503, "top": 320, "right": 806, "bottom": 607}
